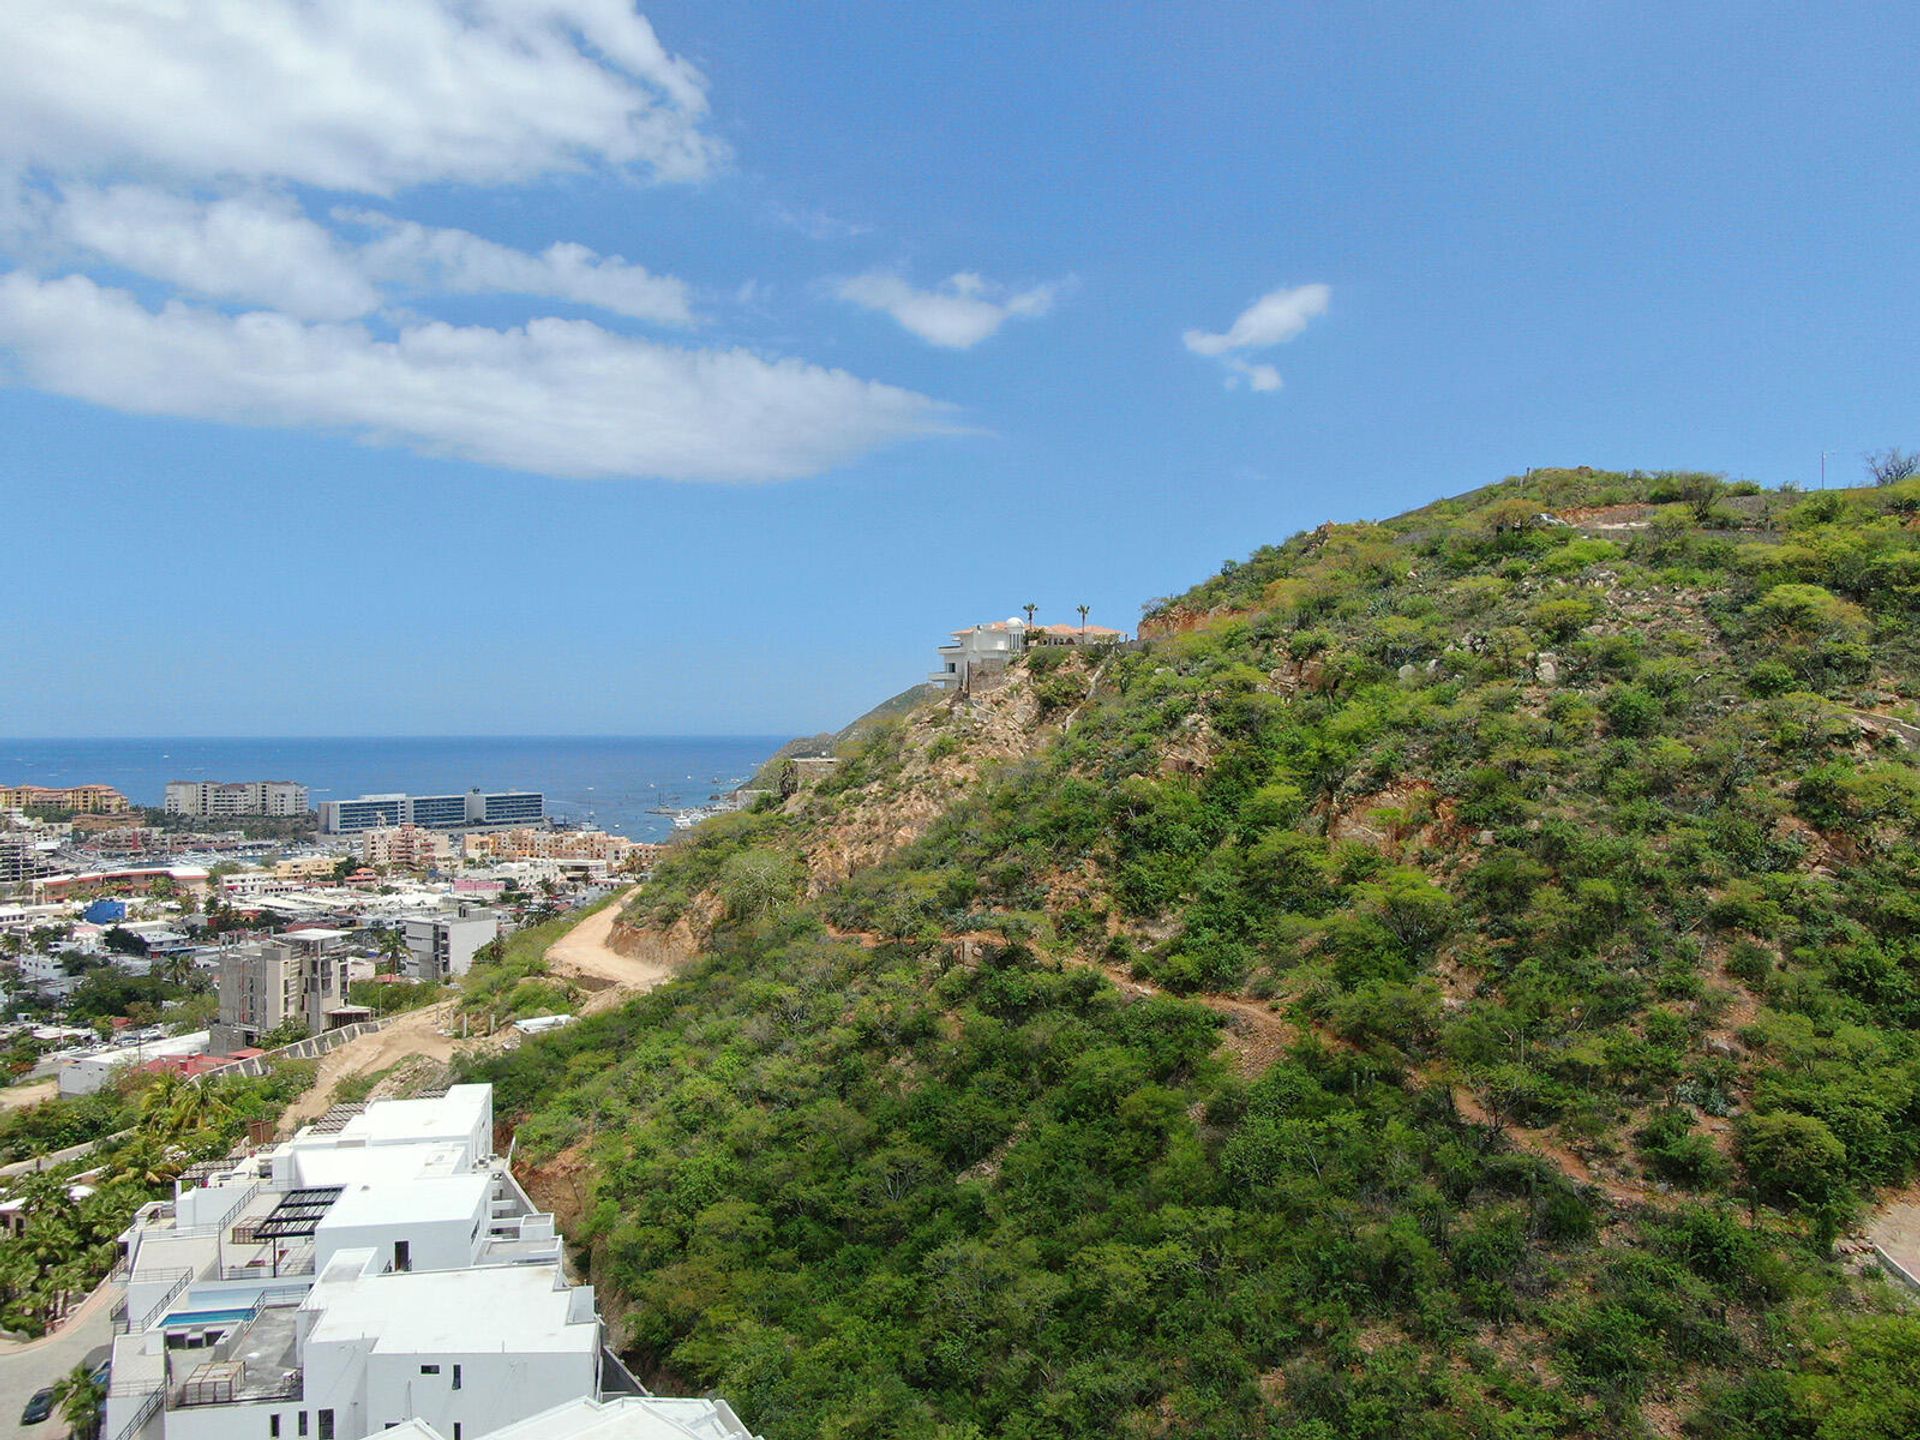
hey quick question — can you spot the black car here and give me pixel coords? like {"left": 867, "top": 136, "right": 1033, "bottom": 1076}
{"left": 20, "top": 1386, "right": 54, "bottom": 1424}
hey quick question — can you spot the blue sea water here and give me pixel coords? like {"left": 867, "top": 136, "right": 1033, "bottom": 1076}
{"left": 0, "top": 736, "right": 787, "bottom": 843}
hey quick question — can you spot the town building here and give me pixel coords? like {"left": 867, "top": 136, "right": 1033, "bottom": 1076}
{"left": 404, "top": 907, "right": 500, "bottom": 982}
{"left": 320, "top": 792, "right": 545, "bottom": 836}
{"left": 100, "top": 1084, "right": 750, "bottom": 1440}
{"left": 32, "top": 865, "right": 211, "bottom": 900}
{"left": 461, "top": 827, "right": 636, "bottom": 867}
{"left": 165, "top": 781, "right": 311, "bottom": 819}
{"left": 0, "top": 782, "right": 131, "bottom": 814}
{"left": 211, "top": 933, "right": 353, "bottom": 1050}
{"left": 0, "top": 831, "right": 58, "bottom": 886}
{"left": 363, "top": 826, "right": 456, "bottom": 872}
{"left": 58, "top": 1031, "right": 212, "bottom": 1097}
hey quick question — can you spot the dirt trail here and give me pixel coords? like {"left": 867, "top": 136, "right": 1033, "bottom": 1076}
{"left": 280, "top": 889, "right": 685, "bottom": 1130}
{"left": 545, "top": 890, "right": 684, "bottom": 1012}
{"left": 1447, "top": 1083, "right": 1650, "bottom": 1206}
{"left": 826, "top": 923, "right": 1298, "bottom": 1076}
{"left": 277, "top": 1000, "right": 469, "bottom": 1132}
{"left": 0, "top": 1079, "right": 56, "bottom": 1112}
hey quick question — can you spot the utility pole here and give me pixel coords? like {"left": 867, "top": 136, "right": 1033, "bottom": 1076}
{"left": 1821, "top": 450, "right": 1828, "bottom": 489}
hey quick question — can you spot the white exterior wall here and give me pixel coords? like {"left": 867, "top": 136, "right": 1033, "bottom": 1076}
{"left": 403, "top": 915, "right": 498, "bottom": 982}
{"left": 314, "top": 1187, "right": 489, "bottom": 1276}
{"left": 357, "top": 1346, "right": 598, "bottom": 1440}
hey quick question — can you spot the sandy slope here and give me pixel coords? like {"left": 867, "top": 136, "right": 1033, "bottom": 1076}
{"left": 277, "top": 889, "right": 678, "bottom": 1129}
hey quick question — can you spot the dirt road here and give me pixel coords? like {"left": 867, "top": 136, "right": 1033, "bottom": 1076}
{"left": 0, "top": 1081, "right": 55, "bottom": 1113}
{"left": 278, "top": 890, "right": 684, "bottom": 1128}
{"left": 544, "top": 890, "right": 684, "bottom": 1012}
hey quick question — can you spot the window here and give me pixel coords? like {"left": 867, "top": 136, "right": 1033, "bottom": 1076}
{"left": 419, "top": 1365, "right": 440, "bottom": 1375}
{"left": 393, "top": 1240, "right": 411, "bottom": 1273}
{"left": 318, "top": 1411, "right": 334, "bottom": 1440}
{"left": 454, "top": 1428, "right": 462, "bottom": 1440}
{"left": 452, "top": 1365, "right": 462, "bottom": 1391}
{"left": 298, "top": 1414, "right": 308, "bottom": 1437}
{"left": 271, "top": 1419, "right": 281, "bottom": 1438}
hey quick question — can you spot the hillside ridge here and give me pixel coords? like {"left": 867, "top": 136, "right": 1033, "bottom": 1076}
{"left": 473, "top": 466, "right": 1920, "bottom": 1440}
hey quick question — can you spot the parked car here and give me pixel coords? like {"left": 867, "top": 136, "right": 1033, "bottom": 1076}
{"left": 20, "top": 1386, "right": 54, "bottom": 1424}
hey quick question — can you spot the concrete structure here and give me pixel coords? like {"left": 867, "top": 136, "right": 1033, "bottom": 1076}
{"left": 385, "top": 1394, "right": 760, "bottom": 1440}
{"left": 931, "top": 617, "right": 1028, "bottom": 691}
{"left": 58, "top": 1031, "right": 211, "bottom": 1096}
{"left": 99, "top": 1084, "right": 753, "bottom": 1440}
{"left": 212, "top": 934, "right": 352, "bottom": 1051}
{"left": 0, "top": 783, "right": 131, "bottom": 814}
{"left": 0, "top": 832, "right": 58, "bottom": 885}
{"left": 165, "top": 782, "right": 310, "bottom": 820}
{"left": 403, "top": 907, "right": 499, "bottom": 982}
{"left": 320, "top": 793, "right": 545, "bottom": 836}
{"left": 362, "top": 826, "right": 455, "bottom": 872}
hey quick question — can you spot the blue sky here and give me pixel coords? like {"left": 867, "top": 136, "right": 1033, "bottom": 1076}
{"left": 2, "top": 2, "right": 1915, "bottom": 737}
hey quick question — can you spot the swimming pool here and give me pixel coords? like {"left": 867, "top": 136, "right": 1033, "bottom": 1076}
{"left": 162, "top": 1308, "right": 251, "bottom": 1328}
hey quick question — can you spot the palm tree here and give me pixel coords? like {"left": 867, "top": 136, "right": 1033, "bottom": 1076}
{"left": 112, "top": 1133, "right": 184, "bottom": 1189}
{"left": 1076, "top": 603, "right": 1090, "bottom": 633}
{"left": 375, "top": 926, "right": 409, "bottom": 970}
{"left": 137, "top": 1070, "right": 190, "bottom": 1132}
{"left": 1022, "top": 603, "right": 1037, "bottom": 628}
{"left": 163, "top": 1080, "right": 229, "bottom": 1142}
{"left": 51, "top": 1360, "right": 105, "bottom": 1440}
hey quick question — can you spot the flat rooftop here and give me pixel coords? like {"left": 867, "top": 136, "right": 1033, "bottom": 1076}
{"left": 291, "top": 1084, "right": 489, "bottom": 1152}
{"left": 307, "top": 1251, "right": 597, "bottom": 1356}
{"left": 320, "top": 1171, "right": 490, "bottom": 1234}
{"left": 483, "top": 1396, "right": 761, "bottom": 1440}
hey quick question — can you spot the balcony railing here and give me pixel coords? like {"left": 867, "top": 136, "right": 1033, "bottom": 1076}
{"left": 114, "top": 1267, "right": 197, "bottom": 1335}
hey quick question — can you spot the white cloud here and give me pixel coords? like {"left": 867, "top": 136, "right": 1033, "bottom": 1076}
{"left": 1226, "top": 359, "right": 1284, "bottom": 392}
{"left": 1183, "top": 283, "right": 1330, "bottom": 357}
{"left": 0, "top": 0, "right": 724, "bottom": 194}
{"left": 342, "top": 211, "right": 693, "bottom": 324}
{"left": 12, "top": 185, "right": 696, "bottom": 325}
{"left": 1183, "top": 282, "right": 1329, "bottom": 392}
{"left": 0, "top": 272, "right": 946, "bottom": 481}
{"left": 51, "top": 185, "right": 378, "bottom": 320}
{"left": 836, "top": 271, "right": 1062, "bottom": 349}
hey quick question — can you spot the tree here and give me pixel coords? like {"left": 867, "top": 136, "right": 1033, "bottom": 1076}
{"left": 1023, "top": 603, "right": 1037, "bottom": 628}
{"left": 375, "top": 926, "right": 410, "bottom": 967}
{"left": 1737, "top": 1110, "right": 1848, "bottom": 1207}
{"left": 1076, "top": 603, "right": 1091, "bottom": 632}
{"left": 51, "top": 1360, "right": 105, "bottom": 1440}
{"left": 1864, "top": 447, "right": 1920, "bottom": 487}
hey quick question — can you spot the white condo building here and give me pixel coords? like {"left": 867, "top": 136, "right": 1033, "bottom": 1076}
{"left": 103, "top": 1085, "right": 757, "bottom": 1440}
{"left": 166, "top": 783, "right": 311, "bottom": 820}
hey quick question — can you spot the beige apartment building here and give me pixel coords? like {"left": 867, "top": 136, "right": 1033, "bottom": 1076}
{"left": 363, "top": 824, "right": 456, "bottom": 871}
{"left": 0, "top": 783, "right": 131, "bottom": 814}
{"left": 462, "top": 826, "right": 639, "bottom": 866}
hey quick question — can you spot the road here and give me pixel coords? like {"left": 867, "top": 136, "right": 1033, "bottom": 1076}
{"left": 0, "top": 1281, "right": 112, "bottom": 1440}
{"left": 280, "top": 891, "right": 681, "bottom": 1127}
{"left": 543, "top": 891, "right": 682, "bottom": 1013}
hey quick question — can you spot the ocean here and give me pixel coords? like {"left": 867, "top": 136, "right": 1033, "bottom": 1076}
{"left": 0, "top": 736, "right": 788, "bottom": 843}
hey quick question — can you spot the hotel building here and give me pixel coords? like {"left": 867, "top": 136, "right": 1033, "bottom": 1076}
{"left": 320, "top": 793, "right": 545, "bottom": 836}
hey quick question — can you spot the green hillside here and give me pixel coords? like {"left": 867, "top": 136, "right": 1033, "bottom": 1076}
{"left": 467, "top": 468, "right": 1920, "bottom": 1439}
